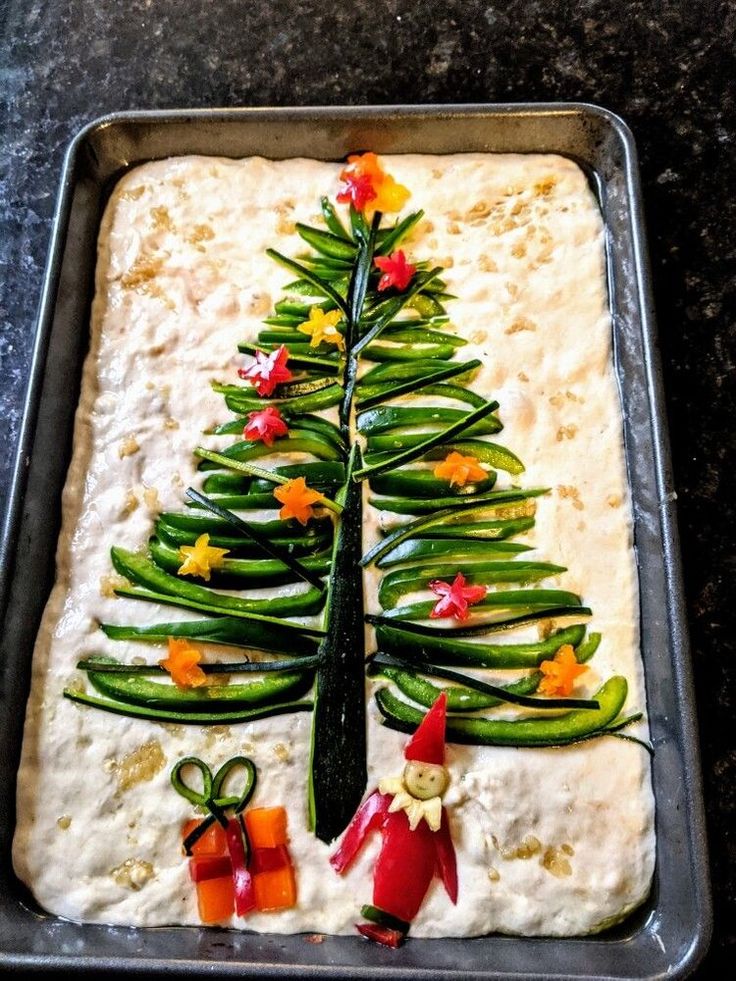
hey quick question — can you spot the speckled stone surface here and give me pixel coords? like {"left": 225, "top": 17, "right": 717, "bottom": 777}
{"left": 0, "top": 0, "right": 733, "bottom": 973}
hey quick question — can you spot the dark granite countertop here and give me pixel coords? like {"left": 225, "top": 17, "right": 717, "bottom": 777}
{"left": 0, "top": 0, "right": 733, "bottom": 975}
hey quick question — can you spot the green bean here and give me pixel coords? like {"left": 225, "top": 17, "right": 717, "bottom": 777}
{"left": 377, "top": 560, "right": 567, "bottom": 607}
{"left": 374, "top": 677, "right": 628, "bottom": 747}
{"left": 64, "top": 690, "right": 314, "bottom": 726}
{"left": 372, "top": 623, "right": 588, "bottom": 668}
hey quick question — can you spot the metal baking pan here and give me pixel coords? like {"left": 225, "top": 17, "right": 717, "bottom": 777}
{"left": 0, "top": 103, "right": 712, "bottom": 979}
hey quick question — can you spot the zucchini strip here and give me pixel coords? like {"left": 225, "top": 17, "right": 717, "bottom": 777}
{"left": 308, "top": 454, "right": 368, "bottom": 841}
{"left": 340, "top": 212, "right": 380, "bottom": 432}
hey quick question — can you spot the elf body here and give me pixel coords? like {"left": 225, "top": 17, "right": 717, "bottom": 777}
{"left": 330, "top": 693, "right": 458, "bottom": 947}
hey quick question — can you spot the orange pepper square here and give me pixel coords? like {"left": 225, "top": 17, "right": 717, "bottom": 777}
{"left": 253, "top": 866, "right": 297, "bottom": 912}
{"left": 182, "top": 819, "right": 228, "bottom": 857}
{"left": 196, "top": 875, "right": 235, "bottom": 923}
{"left": 245, "top": 807, "right": 288, "bottom": 848}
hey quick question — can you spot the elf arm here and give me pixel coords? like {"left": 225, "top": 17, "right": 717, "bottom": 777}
{"left": 330, "top": 791, "right": 391, "bottom": 874}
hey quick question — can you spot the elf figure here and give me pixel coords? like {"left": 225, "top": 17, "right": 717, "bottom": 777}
{"left": 330, "top": 693, "right": 458, "bottom": 947}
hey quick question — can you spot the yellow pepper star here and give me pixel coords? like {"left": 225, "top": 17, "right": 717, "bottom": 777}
{"left": 298, "top": 307, "right": 345, "bottom": 350}
{"left": 177, "top": 533, "right": 229, "bottom": 581}
{"left": 433, "top": 450, "right": 488, "bottom": 488}
{"left": 371, "top": 174, "right": 411, "bottom": 213}
{"left": 273, "top": 476, "right": 323, "bottom": 525}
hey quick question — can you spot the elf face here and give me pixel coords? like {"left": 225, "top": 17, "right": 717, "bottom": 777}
{"left": 402, "top": 761, "right": 450, "bottom": 800}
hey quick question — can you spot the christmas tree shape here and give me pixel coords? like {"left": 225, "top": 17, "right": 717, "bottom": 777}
{"left": 68, "top": 153, "right": 638, "bottom": 846}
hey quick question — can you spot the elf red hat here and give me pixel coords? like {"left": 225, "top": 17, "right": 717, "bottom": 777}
{"left": 404, "top": 692, "right": 447, "bottom": 765}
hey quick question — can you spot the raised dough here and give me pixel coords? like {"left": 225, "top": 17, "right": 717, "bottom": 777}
{"left": 13, "top": 154, "right": 655, "bottom": 936}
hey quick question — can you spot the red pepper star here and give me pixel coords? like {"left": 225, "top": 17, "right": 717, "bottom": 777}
{"left": 336, "top": 171, "right": 377, "bottom": 211}
{"left": 238, "top": 345, "right": 293, "bottom": 397}
{"left": 374, "top": 250, "right": 416, "bottom": 292}
{"left": 428, "top": 572, "right": 488, "bottom": 621}
{"left": 243, "top": 406, "right": 289, "bottom": 446}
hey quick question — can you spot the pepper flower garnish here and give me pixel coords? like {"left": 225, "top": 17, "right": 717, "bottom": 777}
{"left": 372, "top": 175, "right": 411, "bottom": 213}
{"left": 243, "top": 406, "right": 289, "bottom": 446}
{"left": 238, "top": 344, "right": 293, "bottom": 397}
{"left": 337, "top": 152, "right": 410, "bottom": 213}
{"left": 537, "top": 644, "right": 588, "bottom": 697}
{"left": 177, "top": 533, "right": 229, "bottom": 581}
{"left": 429, "top": 572, "right": 487, "bottom": 621}
{"left": 298, "top": 307, "right": 345, "bottom": 350}
{"left": 160, "top": 637, "right": 207, "bottom": 688}
{"left": 336, "top": 171, "right": 377, "bottom": 211}
{"left": 374, "top": 250, "right": 416, "bottom": 292}
{"left": 433, "top": 450, "right": 487, "bottom": 488}
{"left": 273, "top": 476, "right": 323, "bottom": 526}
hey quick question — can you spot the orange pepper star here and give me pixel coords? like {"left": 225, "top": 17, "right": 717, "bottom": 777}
{"left": 273, "top": 476, "right": 323, "bottom": 525}
{"left": 433, "top": 451, "right": 488, "bottom": 488}
{"left": 160, "top": 637, "right": 207, "bottom": 688}
{"left": 177, "top": 533, "right": 229, "bottom": 581}
{"left": 346, "top": 151, "right": 384, "bottom": 185}
{"left": 537, "top": 644, "right": 588, "bottom": 697}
